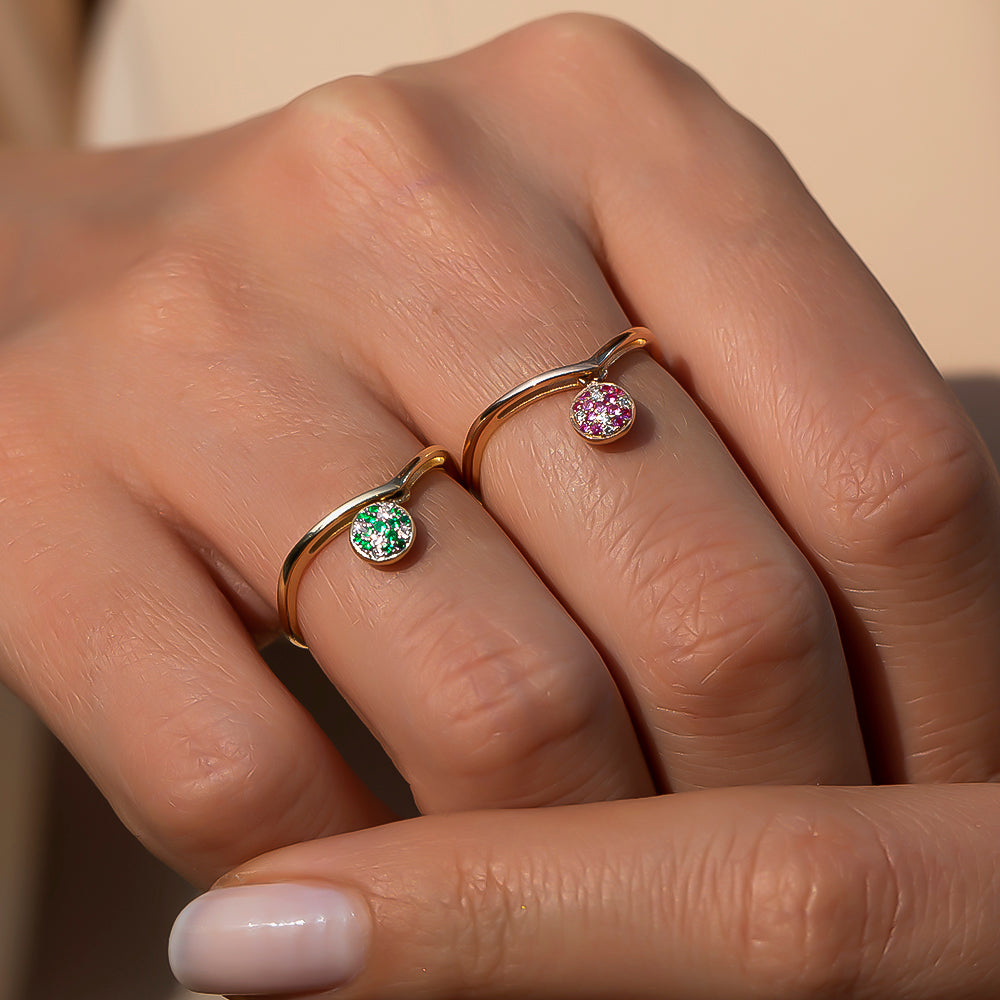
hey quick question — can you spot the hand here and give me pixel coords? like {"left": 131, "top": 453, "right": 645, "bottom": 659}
{"left": 2, "top": 14, "right": 998, "bottom": 888}
{"left": 168, "top": 783, "right": 1000, "bottom": 998}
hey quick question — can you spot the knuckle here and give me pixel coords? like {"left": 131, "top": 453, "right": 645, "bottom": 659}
{"left": 55, "top": 596, "right": 289, "bottom": 876}
{"left": 446, "top": 847, "right": 531, "bottom": 989}
{"left": 510, "top": 12, "right": 653, "bottom": 60}
{"left": 109, "top": 244, "right": 291, "bottom": 423}
{"left": 442, "top": 834, "right": 611, "bottom": 993}
{"left": 442, "top": 825, "right": 662, "bottom": 993}
{"left": 508, "top": 13, "right": 694, "bottom": 101}
{"left": 509, "top": 13, "right": 774, "bottom": 193}
{"left": 133, "top": 695, "right": 316, "bottom": 873}
{"left": 736, "top": 807, "right": 900, "bottom": 998}
{"left": 55, "top": 244, "right": 323, "bottom": 506}
{"left": 71, "top": 612, "right": 261, "bottom": 862}
{"left": 99, "top": 249, "right": 254, "bottom": 453}
{"left": 818, "top": 393, "right": 996, "bottom": 561}
{"left": 281, "top": 73, "right": 455, "bottom": 225}
{"left": 413, "top": 615, "right": 613, "bottom": 802}
{"left": 634, "top": 525, "right": 834, "bottom": 708}
{"left": 138, "top": 720, "right": 260, "bottom": 857}
{"left": 113, "top": 241, "right": 241, "bottom": 362}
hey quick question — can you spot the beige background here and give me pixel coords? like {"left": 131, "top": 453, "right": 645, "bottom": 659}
{"left": 2, "top": 2, "right": 998, "bottom": 998}
{"left": 82, "top": 0, "right": 1000, "bottom": 374}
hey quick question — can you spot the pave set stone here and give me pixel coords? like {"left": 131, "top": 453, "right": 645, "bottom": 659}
{"left": 570, "top": 381, "right": 636, "bottom": 442}
{"left": 349, "top": 501, "right": 415, "bottom": 564}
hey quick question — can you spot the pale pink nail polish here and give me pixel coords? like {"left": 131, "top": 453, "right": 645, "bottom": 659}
{"left": 168, "top": 883, "right": 370, "bottom": 996}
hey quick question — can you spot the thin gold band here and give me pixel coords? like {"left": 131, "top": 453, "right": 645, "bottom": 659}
{"left": 277, "top": 445, "right": 450, "bottom": 649}
{"left": 461, "top": 327, "right": 650, "bottom": 494}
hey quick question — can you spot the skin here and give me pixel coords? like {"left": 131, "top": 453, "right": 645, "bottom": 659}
{"left": 222, "top": 784, "right": 1000, "bottom": 999}
{"left": 1, "top": 14, "right": 999, "bottom": 989}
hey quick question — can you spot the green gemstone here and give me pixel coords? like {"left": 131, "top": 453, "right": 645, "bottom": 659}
{"left": 349, "top": 501, "right": 414, "bottom": 564}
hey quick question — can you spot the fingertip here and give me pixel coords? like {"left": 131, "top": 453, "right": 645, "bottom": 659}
{"left": 169, "top": 883, "right": 371, "bottom": 996}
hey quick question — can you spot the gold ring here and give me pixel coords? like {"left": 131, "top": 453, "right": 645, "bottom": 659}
{"left": 461, "top": 327, "right": 650, "bottom": 495}
{"left": 277, "top": 445, "right": 450, "bottom": 648}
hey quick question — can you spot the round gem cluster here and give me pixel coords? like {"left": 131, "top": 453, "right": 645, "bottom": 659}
{"left": 350, "top": 501, "right": 414, "bottom": 563}
{"left": 570, "top": 382, "right": 636, "bottom": 441}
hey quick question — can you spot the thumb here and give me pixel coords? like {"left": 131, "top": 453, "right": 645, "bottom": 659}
{"left": 168, "top": 785, "right": 1000, "bottom": 998}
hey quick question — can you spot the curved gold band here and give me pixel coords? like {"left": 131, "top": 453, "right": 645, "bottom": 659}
{"left": 277, "top": 445, "right": 450, "bottom": 649}
{"left": 461, "top": 327, "right": 650, "bottom": 495}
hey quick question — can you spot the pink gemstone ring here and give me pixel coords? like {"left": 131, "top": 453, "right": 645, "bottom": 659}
{"left": 461, "top": 327, "right": 650, "bottom": 495}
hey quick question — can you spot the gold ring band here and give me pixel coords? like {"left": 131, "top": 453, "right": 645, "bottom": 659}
{"left": 277, "top": 445, "right": 450, "bottom": 648}
{"left": 461, "top": 327, "right": 650, "bottom": 495}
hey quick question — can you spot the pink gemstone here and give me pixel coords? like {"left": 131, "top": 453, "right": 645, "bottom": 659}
{"left": 570, "top": 381, "right": 636, "bottom": 442}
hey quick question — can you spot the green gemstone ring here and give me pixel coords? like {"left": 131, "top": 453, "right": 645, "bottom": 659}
{"left": 277, "top": 446, "right": 450, "bottom": 648}
{"left": 349, "top": 500, "right": 415, "bottom": 564}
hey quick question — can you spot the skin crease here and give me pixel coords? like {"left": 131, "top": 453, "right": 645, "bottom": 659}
{"left": 1, "top": 12, "right": 998, "bottom": 992}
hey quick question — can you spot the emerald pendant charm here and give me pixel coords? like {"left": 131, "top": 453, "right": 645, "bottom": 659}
{"left": 349, "top": 501, "right": 415, "bottom": 564}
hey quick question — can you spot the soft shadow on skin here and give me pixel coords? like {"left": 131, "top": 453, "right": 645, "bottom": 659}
{"left": 267, "top": 639, "right": 417, "bottom": 819}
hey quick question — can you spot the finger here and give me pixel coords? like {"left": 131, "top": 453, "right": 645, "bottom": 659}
{"left": 474, "top": 352, "right": 870, "bottom": 789}
{"left": 171, "top": 782, "right": 1000, "bottom": 999}
{"left": 474, "top": 16, "right": 1000, "bottom": 781}
{"left": 83, "top": 266, "right": 653, "bottom": 810}
{"left": 0, "top": 462, "right": 389, "bottom": 888}
{"left": 259, "top": 74, "right": 870, "bottom": 788}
